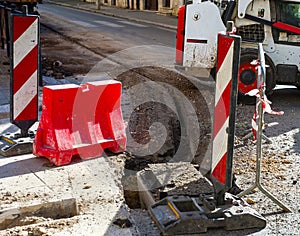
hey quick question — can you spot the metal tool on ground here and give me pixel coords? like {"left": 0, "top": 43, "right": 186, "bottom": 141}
{"left": 0, "top": 7, "right": 39, "bottom": 157}
{"left": 237, "top": 44, "right": 292, "bottom": 213}
{"left": 146, "top": 33, "right": 266, "bottom": 235}
{"left": 149, "top": 194, "right": 266, "bottom": 235}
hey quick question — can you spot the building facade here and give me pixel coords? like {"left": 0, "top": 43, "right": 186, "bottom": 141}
{"left": 85, "top": 0, "right": 183, "bottom": 16}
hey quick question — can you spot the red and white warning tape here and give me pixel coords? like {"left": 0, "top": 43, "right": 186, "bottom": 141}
{"left": 246, "top": 83, "right": 284, "bottom": 140}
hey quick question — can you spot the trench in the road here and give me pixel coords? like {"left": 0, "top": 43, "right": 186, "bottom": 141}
{"left": 40, "top": 23, "right": 213, "bottom": 210}
{"left": 116, "top": 66, "right": 213, "bottom": 208}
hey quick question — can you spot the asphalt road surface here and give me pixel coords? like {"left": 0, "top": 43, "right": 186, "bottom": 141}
{"left": 38, "top": 3, "right": 176, "bottom": 48}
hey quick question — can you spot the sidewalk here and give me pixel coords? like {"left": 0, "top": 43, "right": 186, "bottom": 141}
{"left": 43, "top": 0, "right": 178, "bottom": 30}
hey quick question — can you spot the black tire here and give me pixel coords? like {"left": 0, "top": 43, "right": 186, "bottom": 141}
{"left": 238, "top": 49, "right": 276, "bottom": 104}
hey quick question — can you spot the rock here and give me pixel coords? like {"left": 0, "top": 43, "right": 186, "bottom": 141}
{"left": 33, "top": 227, "right": 47, "bottom": 236}
{"left": 246, "top": 198, "right": 256, "bottom": 204}
{"left": 45, "top": 70, "right": 54, "bottom": 77}
{"left": 53, "top": 60, "right": 62, "bottom": 67}
{"left": 113, "top": 217, "right": 132, "bottom": 228}
{"left": 54, "top": 73, "right": 64, "bottom": 79}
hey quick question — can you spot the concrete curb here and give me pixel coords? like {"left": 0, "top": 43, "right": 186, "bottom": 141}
{"left": 43, "top": 0, "right": 177, "bottom": 30}
{"left": 0, "top": 198, "right": 78, "bottom": 230}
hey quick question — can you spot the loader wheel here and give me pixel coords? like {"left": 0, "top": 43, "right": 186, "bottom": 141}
{"left": 238, "top": 50, "right": 276, "bottom": 104}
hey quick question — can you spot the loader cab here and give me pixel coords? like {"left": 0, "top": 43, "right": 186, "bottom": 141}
{"left": 276, "top": 0, "right": 300, "bottom": 27}
{"left": 235, "top": 0, "right": 300, "bottom": 95}
{"left": 271, "top": 0, "right": 300, "bottom": 46}
{"left": 175, "top": 0, "right": 300, "bottom": 97}
{"left": 268, "top": 0, "right": 300, "bottom": 88}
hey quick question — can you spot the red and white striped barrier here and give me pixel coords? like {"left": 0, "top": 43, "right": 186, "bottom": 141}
{"left": 0, "top": 13, "right": 39, "bottom": 156}
{"left": 211, "top": 34, "right": 240, "bottom": 196}
{"left": 11, "top": 14, "right": 39, "bottom": 134}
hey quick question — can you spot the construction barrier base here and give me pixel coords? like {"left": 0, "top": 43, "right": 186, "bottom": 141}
{"left": 0, "top": 131, "right": 35, "bottom": 156}
{"left": 149, "top": 194, "right": 266, "bottom": 235}
{"left": 33, "top": 80, "right": 126, "bottom": 166}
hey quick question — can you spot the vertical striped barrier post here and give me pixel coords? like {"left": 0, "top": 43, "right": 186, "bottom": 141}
{"left": 11, "top": 12, "right": 39, "bottom": 136}
{"left": 0, "top": 10, "right": 39, "bottom": 156}
{"left": 211, "top": 33, "right": 240, "bottom": 204}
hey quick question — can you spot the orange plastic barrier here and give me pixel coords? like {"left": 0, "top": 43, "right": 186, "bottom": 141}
{"left": 33, "top": 80, "right": 126, "bottom": 166}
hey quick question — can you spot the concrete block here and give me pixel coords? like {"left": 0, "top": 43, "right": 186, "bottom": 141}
{"left": 0, "top": 197, "right": 78, "bottom": 230}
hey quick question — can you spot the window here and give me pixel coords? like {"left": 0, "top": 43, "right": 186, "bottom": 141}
{"left": 277, "top": 1, "right": 300, "bottom": 27}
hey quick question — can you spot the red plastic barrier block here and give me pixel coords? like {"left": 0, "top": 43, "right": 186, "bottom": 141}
{"left": 33, "top": 80, "right": 126, "bottom": 166}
